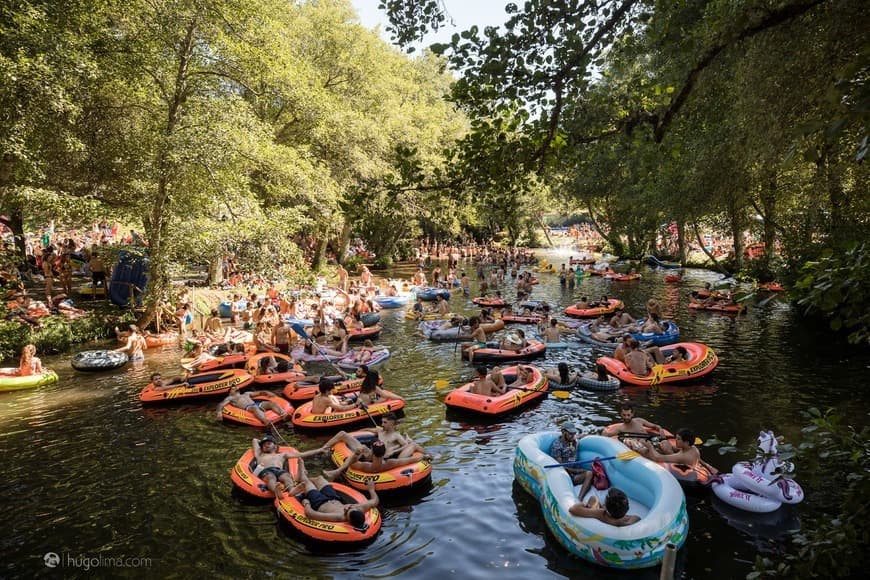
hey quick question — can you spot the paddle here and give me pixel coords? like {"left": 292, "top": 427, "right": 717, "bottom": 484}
{"left": 545, "top": 450, "right": 641, "bottom": 468}
{"left": 290, "top": 323, "right": 348, "bottom": 378}
{"left": 357, "top": 401, "right": 379, "bottom": 428}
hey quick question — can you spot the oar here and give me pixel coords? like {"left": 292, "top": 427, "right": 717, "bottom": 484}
{"left": 357, "top": 401, "right": 379, "bottom": 428}
{"left": 434, "top": 378, "right": 470, "bottom": 389}
{"left": 509, "top": 386, "right": 570, "bottom": 399}
{"left": 545, "top": 450, "right": 641, "bottom": 468}
{"left": 290, "top": 323, "right": 348, "bottom": 378}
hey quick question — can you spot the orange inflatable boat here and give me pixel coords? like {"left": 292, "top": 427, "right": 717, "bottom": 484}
{"left": 330, "top": 431, "right": 432, "bottom": 492}
{"left": 230, "top": 446, "right": 302, "bottom": 499}
{"left": 444, "top": 365, "right": 548, "bottom": 415}
{"left": 597, "top": 342, "right": 718, "bottom": 386}
{"left": 140, "top": 368, "right": 253, "bottom": 403}
{"left": 348, "top": 325, "right": 382, "bottom": 342}
{"left": 245, "top": 352, "right": 305, "bottom": 386}
{"left": 601, "top": 423, "right": 715, "bottom": 488}
{"left": 283, "top": 375, "right": 373, "bottom": 403}
{"left": 220, "top": 393, "right": 294, "bottom": 428}
{"left": 564, "top": 299, "right": 624, "bottom": 318}
{"left": 291, "top": 399, "right": 405, "bottom": 430}
{"left": 472, "top": 297, "right": 510, "bottom": 307}
{"left": 275, "top": 482, "right": 381, "bottom": 544}
{"left": 688, "top": 301, "right": 745, "bottom": 313}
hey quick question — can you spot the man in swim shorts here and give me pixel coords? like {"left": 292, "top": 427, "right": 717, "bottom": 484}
{"left": 251, "top": 435, "right": 326, "bottom": 498}
{"left": 297, "top": 451, "right": 380, "bottom": 527}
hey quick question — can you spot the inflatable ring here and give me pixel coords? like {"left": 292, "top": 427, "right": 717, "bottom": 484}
{"left": 576, "top": 374, "right": 621, "bottom": 391}
{"left": 0, "top": 369, "right": 59, "bottom": 392}
{"left": 711, "top": 473, "right": 782, "bottom": 513}
{"left": 731, "top": 462, "right": 804, "bottom": 505}
{"left": 71, "top": 350, "right": 128, "bottom": 371}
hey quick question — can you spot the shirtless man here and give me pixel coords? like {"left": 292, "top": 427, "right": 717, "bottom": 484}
{"left": 320, "top": 433, "right": 432, "bottom": 471}
{"left": 470, "top": 365, "right": 501, "bottom": 396}
{"left": 369, "top": 412, "right": 428, "bottom": 458}
{"left": 640, "top": 427, "right": 718, "bottom": 474}
{"left": 311, "top": 378, "right": 359, "bottom": 414}
{"left": 603, "top": 404, "right": 661, "bottom": 440}
{"left": 298, "top": 456, "right": 379, "bottom": 528}
{"left": 507, "top": 364, "right": 535, "bottom": 389}
{"left": 436, "top": 294, "right": 450, "bottom": 315}
{"left": 543, "top": 319, "right": 561, "bottom": 343}
{"left": 204, "top": 309, "right": 223, "bottom": 334}
{"left": 463, "top": 317, "right": 489, "bottom": 363}
{"left": 412, "top": 267, "right": 426, "bottom": 287}
{"left": 216, "top": 385, "right": 289, "bottom": 425}
{"left": 114, "top": 324, "right": 147, "bottom": 361}
{"left": 500, "top": 329, "right": 527, "bottom": 352}
{"left": 337, "top": 263, "right": 349, "bottom": 291}
{"left": 252, "top": 435, "right": 326, "bottom": 498}
{"left": 569, "top": 487, "right": 640, "bottom": 526}
{"left": 272, "top": 319, "right": 293, "bottom": 354}
{"left": 623, "top": 339, "right": 665, "bottom": 375}
{"left": 150, "top": 372, "right": 190, "bottom": 390}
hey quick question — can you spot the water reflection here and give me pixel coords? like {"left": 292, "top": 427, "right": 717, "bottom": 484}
{"left": 1, "top": 248, "right": 868, "bottom": 578}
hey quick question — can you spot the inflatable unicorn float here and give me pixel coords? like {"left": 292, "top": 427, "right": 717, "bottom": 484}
{"left": 711, "top": 430, "right": 804, "bottom": 513}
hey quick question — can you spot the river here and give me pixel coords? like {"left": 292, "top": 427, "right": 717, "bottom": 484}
{"left": 2, "top": 248, "right": 868, "bottom": 579}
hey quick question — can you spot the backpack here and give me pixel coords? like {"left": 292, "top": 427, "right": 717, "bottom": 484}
{"left": 591, "top": 460, "right": 610, "bottom": 490}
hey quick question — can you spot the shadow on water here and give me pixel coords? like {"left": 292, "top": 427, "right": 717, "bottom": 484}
{"left": 1, "top": 248, "right": 868, "bottom": 578}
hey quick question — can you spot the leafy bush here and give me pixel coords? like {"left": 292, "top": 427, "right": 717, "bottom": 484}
{"left": 342, "top": 256, "right": 364, "bottom": 271}
{"left": 750, "top": 408, "right": 869, "bottom": 579}
{"left": 372, "top": 255, "right": 393, "bottom": 270}
{"left": 0, "top": 312, "right": 134, "bottom": 362}
{"left": 793, "top": 243, "right": 870, "bottom": 345}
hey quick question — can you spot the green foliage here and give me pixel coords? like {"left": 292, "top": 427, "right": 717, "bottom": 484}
{"left": 749, "top": 407, "right": 870, "bottom": 579}
{"left": 793, "top": 244, "right": 870, "bottom": 345}
{"left": 0, "top": 311, "right": 134, "bottom": 362}
{"left": 372, "top": 255, "right": 393, "bottom": 270}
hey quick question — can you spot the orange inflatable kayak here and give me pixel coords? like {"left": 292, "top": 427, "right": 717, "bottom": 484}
{"left": 291, "top": 399, "right": 405, "bottom": 430}
{"left": 444, "top": 365, "right": 548, "bottom": 415}
{"left": 145, "top": 332, "right": 179, "bottom": 347}
{"left": 472, "top": 297, "right": 510, "bottom": 307}
{"left": 230, "top": 446, "right": 302, "bottom": 499}
{"left": 601, "top": 423, "right": 715, "bottom": 488}
{"left": 220, "top": 393, "right": 294, "bottom": 428}
{"left": 597, "top": 342, "right": 718, "bottom": 386}
{"left": 245, "top": 352, "right": 304, "bottom": 386}
{"left": 180, "top": 353, "right": 249, "bottom": 372}
{"left": 275, "top": 482, "right": 381, "bottom": 544}
{"left": 564, "top": 299, "right": 624, "bottom": 318}
{"left": 330, "top": 431, "right": 432, "bottom": 492}
{"left": 501, "top": 314, "right": 542, "bottom": 324}
{"left": 139, "top": 368, "right": 252, "bottom": 403}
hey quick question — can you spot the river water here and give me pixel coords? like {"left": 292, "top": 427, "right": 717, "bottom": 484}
{"left": 2, "top": 248, "right": 868, "bottom": 579}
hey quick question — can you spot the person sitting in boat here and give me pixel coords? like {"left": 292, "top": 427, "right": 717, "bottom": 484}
{"left": 438, "top": 315, "right": 466, "bottom": 332}
{"left": 436, "top": 294, "right": 450, "bottom": 315}
{"left": 499, "top": 330, "right": 527, "bottom": 352}
{"left": 609, "top": 311, "right": 635, "bottom": 328}
{"left": 252, "top": 435, "right": 326, "bottom": 499}
{"left": 357, "top": 370, "right": 403, "bottom": 406}
{"left": 151, "top": 371, "right": 190, "bottom": 390}
{"left": 639, "top": 313, "right": 664, "bottom": 334}
{"left": 573, "top": 296, "right": 590, "bottom": 310}
{"left": 624, "top": 339, "right": 665, "bottom": 375}
{"left": 463, "top": 317, "right": 489, "bottom": 364}
{"left": 322, "top": 432, "right": 432, "bottom": 472}
{"left": 410, "top": 297, "right": 425, "bottom": 320}
{"left": 311, "top": 378, "right": 359, "bottom": 414}
{"left": 369, "top": 412, "right": 428, "bottom": 459}
{"left": 639, "top": 427, "right": 718, "bottom": 474}
{"left": 569, "top": 487, "right": 640, "bottom": 526}
{"left": 16, "top": 344, "right": 43, "bottom": 376}
{"left": 470, "top": 366, "right": 501, "bottom": 396}
{"left": 665, "top": 346, "right": 688, "bottom": 363}
{"left": 345, "top": 340, "right": 387, "bottom": 366}
{"left": 507, "top": 364, "right": 535, "bottom": 389}
{"left": 479, "top": 308, "right": 496, "bottom": 323}
{"left": 297, "top": 454, "right": 380, "bottom": 529}
{"left": 114, "top": 325, "right": 148, "bottom": 361}
{"left": 550, "top": 422, "right": 594, "bottom": 496}
{"left": 546, "top": 362, "right": 579, "bottom": 386}
{"left": 589, "top": 294, "right": 610, "bottom": 309}
{"left": 603, "top": 403, "right": 662, "bottom": 440}
{"left": 217, "top": 385, "right": 289, "bottom": 425}
{"left": 646, "top": 298, "right": 662, "bottom": 318}
{"left": 580, "top": 363, "right": 611, "bottom": 384}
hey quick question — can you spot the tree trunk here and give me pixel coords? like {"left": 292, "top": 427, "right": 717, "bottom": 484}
{"left": 311, "top": 235, "right": 327, "bottom": 270}
{"left": 728, "top": 198, "right": 745, "bottom": 271}
{"left": 337, "top": 221, "right": 352, "bottom": 264}
{"left": 676, "top": 220, "right": 687, "bottom": 265}
{"left": 208, "top": 256, "right": 223, "bottom": 285}
{"left": 760, "top": 174, "right": 777, "bottom": 273}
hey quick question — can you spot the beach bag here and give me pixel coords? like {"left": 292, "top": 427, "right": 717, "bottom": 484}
{"left": 591, "top": 460, "right": 610, "bottom": 490}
